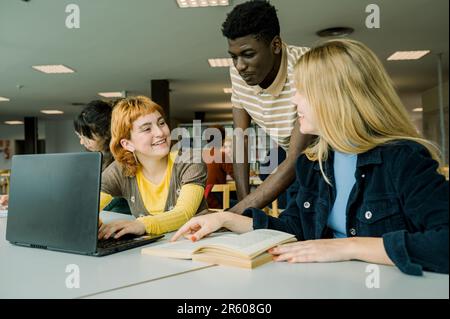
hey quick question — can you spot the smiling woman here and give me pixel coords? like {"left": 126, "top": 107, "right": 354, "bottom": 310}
{"left": 97, "top": 96, "right": 208, "bottom": 239}
{"left": 172, "top": 39, "right": 449, "bottom": 277}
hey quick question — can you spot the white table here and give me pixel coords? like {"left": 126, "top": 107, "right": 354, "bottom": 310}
{"left": 0, "top": 212, "right": 213, "bottom": 299}
{"left": 1, "top": 212, "right": 448, "bottom": 299}
{"left": 85, "top": 259, "right": 449, "bottom": 299}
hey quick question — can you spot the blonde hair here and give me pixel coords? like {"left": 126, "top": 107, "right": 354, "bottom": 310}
{"left": 294, "top": 39, "right": 442, "bottom": 183}
{"left": 110, "top": 96, "right": 166, "bottom": 177}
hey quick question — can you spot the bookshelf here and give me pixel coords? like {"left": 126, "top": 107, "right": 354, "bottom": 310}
{"left": 176, "top": 121, "right": 278, "bottom": 174}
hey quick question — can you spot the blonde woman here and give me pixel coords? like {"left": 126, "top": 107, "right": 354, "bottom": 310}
{"left": 97, "top": 96, "right": 207, "bottom": 239}
{"left": 172, "top": 39, "right": 449, "bottom": 276}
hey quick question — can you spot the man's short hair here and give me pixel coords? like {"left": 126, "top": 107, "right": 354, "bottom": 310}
{"left": 221, "top": 0, "right": 280, "bottom": 43}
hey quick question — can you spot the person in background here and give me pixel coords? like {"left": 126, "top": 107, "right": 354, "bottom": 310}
{"left": 222, "top": 136, "right": 233, "bottom": 160}
{"left": 74, "top": 100, "right": 130, "bottom": 214}
{"left": 0, "top": 196, "right": 6, "bottom": 209}
{"left": 98, "top": 96, "right": 208, "bottom": 238}
{"left": 74, "top": 100, "right": 115, "bottom": 171}
{"left": 172, "top": 39, "right": 449, "bottom": 276}
{"left": 203, "top": 125, "right": 234, "bottom": 209}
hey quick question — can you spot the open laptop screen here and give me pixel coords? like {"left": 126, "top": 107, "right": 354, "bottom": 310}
{"left": 6, "top": 152, "right": 102, "bottom": 254}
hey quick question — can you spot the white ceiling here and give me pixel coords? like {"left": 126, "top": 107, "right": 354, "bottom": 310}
{"left": 0, "top": 0, "right": 448, "bottom": 123}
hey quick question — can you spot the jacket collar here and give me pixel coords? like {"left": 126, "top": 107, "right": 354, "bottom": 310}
{"left": 313, "top": 146, "right": 383, "bottom": 171}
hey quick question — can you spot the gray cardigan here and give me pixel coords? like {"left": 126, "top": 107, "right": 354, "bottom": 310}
{"left": 101, "top": 151, "right": 208, "bottom": 218}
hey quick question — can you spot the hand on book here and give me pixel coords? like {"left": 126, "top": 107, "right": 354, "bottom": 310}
{"left": 268, "top": 238, "right": 355, "bottom": 263}
{"left": 171, "top": 214, "right": 225, "bottom": 243}
{"left": 144, "top": 229, "right": 297, "bottom": 269}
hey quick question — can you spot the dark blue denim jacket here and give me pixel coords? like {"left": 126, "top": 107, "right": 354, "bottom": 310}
{"left": 244, "top": 141, "right": 449, "bottom": 276}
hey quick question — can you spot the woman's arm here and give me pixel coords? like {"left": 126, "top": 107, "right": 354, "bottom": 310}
{"left": 99, "top": 192, "right": 113, "bottom": 211}
{"left": 352, "top": 237, "right": 394, "bottom": 265}
{"left": 383, "top": 145, "right": 449, "bottom": 275}
{"left": 136, "top": 184, "right": 205, "bottom": 235}
{"left": 171, "top": 211, "right": 253, "bottom": 242}
{"left": 269, "top": 237, "right": 394, "bottom": 265}
{"left": 97, "top": 192, "right": 113, "bottom": 229}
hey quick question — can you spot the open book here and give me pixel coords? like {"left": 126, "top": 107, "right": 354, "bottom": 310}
{"left": 141, "top": 229, "right": 297, "bottom": 269}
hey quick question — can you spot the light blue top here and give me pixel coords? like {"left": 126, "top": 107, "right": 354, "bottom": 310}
{"left": 327, "top": 151, "right": 358, "bottom": 238}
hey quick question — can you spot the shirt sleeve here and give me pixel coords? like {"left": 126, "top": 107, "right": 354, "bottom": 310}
{"left": 382, "top": 145, "right": 449, "bottom": 275}
{"left": 136, "top": 184, "right": 204, "bottom": 235}
{"left": 100, "top": 192, "right": 113, "bottom": 211}
{"left": 97, "top": 192, "right": 113, "bottom": 227}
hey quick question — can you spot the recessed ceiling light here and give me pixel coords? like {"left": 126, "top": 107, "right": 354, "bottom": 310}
{"left": 208, "top": 58, "right": 233, "bottom": 68}
{"left": 176, "top": 0, "right": 229, "bottom": 8}
{"left": 32, "top": 64, "right": 75, "bottom": 74}
{"left": 387, "top": 51, "right": 430, "bottom": 61}
{"left": 413, "top": 107, "right": 424, "bottom": 112}
{"left": 5, "top": 121, "right": 24, "bottom": 125}
{"left": 0, "top": 96, "right": 10, "bottom": 102}
{"left": 98, "top": 92, "right": 125, "bottom": 98}
{"left": 41, "top": 110, "right": 64, "bottom": 115}
{"left": 223, "top": 88, "right": 233, "bottom": 94}
{"left": 316, "top": 27, "right": 354, "bottom": 37}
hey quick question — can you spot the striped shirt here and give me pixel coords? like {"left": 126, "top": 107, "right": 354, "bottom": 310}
{"left": 230, "top": 43, "right": 309, "bottom": 151}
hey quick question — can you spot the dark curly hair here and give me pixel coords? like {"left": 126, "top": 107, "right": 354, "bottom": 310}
{"left": 221, "top": 0, "right": 280, "bottom": 43}
{"left": 73, "top": 100, "right": 112, "bottom": 153}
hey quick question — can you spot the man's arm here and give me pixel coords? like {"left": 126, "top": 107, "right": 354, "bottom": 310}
{"left": 232, "top": 107, "right": 251, "bottom": 201}
{"left": 230, "top": 120, "right": 312, "bottom": 214}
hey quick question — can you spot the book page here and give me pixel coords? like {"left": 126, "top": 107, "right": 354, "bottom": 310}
{"left": 199, "top": 229, "right": 296, "bottom": 259}
{"left": 141, "top": 232, "right": 236, "bottom": 259}
{"left": 192, "top": 251, "right": 274, "bottom": 269}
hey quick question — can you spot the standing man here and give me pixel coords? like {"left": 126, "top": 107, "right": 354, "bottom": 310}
{"left": 223, "top": 0, "right": 311, "bottom": 214}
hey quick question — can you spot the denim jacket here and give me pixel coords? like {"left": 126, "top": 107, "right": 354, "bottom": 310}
{"left": 244, "top": 141, "right": 449, "bottom": 276}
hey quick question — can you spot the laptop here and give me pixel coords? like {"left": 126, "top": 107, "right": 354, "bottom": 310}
{"left": 6, "top": 152, "right": 163, "bottom": 256}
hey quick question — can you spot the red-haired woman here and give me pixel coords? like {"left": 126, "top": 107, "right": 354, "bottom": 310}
{"left": 97, "top": 96, "right": 207, "bottom": 239}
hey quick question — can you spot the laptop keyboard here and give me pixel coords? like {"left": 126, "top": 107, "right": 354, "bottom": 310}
{"left": 97, "top": 234, "right": 145, "bottom": 249}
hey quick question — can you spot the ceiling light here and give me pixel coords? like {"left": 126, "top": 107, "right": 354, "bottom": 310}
{"left": 208, "top": 58, "right": 233, "bottom": 68}
{"left": 387, "top": 51, "right": 430, "bottom": 61}
{"left": 32, "top": 64, "right": 75, "bottom": 74}
{"left": 413, "top": 108, "right": 423, "bottom": 112}
{"left": 176, "top": 0, "right": 229, "bottom": 8}
{"left": 223, "top": 88, "right": 233, "bottom": 94}
{"left": 5, "top": 121, "right": 24, "bottom": 125}
{"left": 0, "top": 96, "right": 10, "bottom": 102}
{"left": 98, "top": 92, "right": 126, "bottom": 98}
{"left": 41, "top": 110, "right": 64, "bottom": 115}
